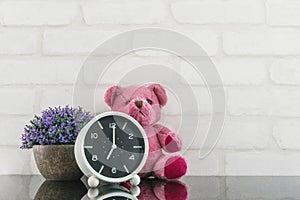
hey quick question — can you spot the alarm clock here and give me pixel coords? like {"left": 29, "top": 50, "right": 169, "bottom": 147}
{"left": 75, "top": 111, "right": 149, "bottom": 187}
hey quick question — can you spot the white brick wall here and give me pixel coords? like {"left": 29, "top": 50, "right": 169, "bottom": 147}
{"left": 171, "top": 0, "right": 264, "bottom": 24}
{"left": 43, "top": 30, "right": 118, "bottom": 55}
{"left": 270, "top": 58, "right": 300, "bottom": 85}
{"left": 0, "top": 2, "right": 79, "bottom": 26}
{"left": 273, "top": 120, "right": 300, "bottom": 150}
{"left": 266, "top": 0, "right": 300, "bottom": 26}
{"left": 1, "top": 0, "right": 300, "bottom": 176}
{"left": 82, "top": 0, "right": 166, "bottom": 25}
{"left": 0, "top": 30, "right": 38, "bottom": 55}
{"left": 223, "top": 30, "right": 300, "bottom": 55}
{"left": 217, "top": 117, "right": 270, "bottom": 150}
{"left": 0, "top": 59, "right": 83, "bottom": 85}
{"left": 0, "top": 88, "right": 35, "bottom": 115}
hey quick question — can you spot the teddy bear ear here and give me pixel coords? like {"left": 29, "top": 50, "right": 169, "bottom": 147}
{"left": 104, "top": 85, "right": 121, "bottom": 107}
{"left": 149, "top": 84, "right": 167, "bottom": 106}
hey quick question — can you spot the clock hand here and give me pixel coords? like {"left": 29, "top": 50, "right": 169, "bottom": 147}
{"left": 106, "top": 122, "right": 117, "bottom": 160}
{"left": 106, "top": 144, "right": 117, "bottom": 160}
{"left": 112, "top": 126, "right": 116, "bottom": 146}
{"left": 106, "top": 147, "right": 114, "bottom": 160}
{"left": 107, "top": 126, "right": 117, "bottom": 160}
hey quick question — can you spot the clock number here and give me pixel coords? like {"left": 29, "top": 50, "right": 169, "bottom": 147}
{"left": 91, "top": 133, "right": 98, "bottom": 139}
{"left": 92, "top": 155, "right": 98, "bottom": 161}
{"left": 128, "top": 133, "right": 134, "bottom": 140}
{"left": 109, "top": 123, "right": 116, "bottom": 128}
{"left": 111, "top": 167, "right": 117, "bottom": 174}
{"left": 129, "top": 155, "right": 135, "bottom": 160}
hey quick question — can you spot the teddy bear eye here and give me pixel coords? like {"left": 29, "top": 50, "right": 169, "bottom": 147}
{"left": 125, "top": 100, "right": 130, "bottom": 105}
{"left": 146, "top": 99, "right": 153, "bottom": 105}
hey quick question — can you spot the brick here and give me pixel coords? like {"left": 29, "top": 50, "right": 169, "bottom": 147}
{"left": 215, "top": 58, "right": 266, "bottom": 85}
{"left": 134, "top": 30, "right": 219, "bottom": 57}
{"left": 166, "top": 86, "right": 216, "bottom": 115}
{"left": 43, "top": 30, "right": 118, "bottom": 55}
{"left": 171, "top": 0, "right": 264, "bottom": 24}
{"left": 226, "top": 88, "right": 269, "bottom": 116}
{"left": 0, "top": 30, "right": 38, "bottom": 54}
{"left": 223, "top": 30, "right": 300, "bottom": 55}
{"left": 0, "top": 59, "right": 83, "bottom": 85}
{"left": 166, "top": 115, "right": 212, "bottom": 150}
{"left": 226, "top": 151, "right": 300, "bottom": 175}
{"left": 269, "top": 88, "right": 300, "bottom": 117}
{"left": 227, "top": 87, "right": 300, "bottom": 117}
{"left": 227, "top": 177, "right": 300, "bottom": 199}
{"left": 270, "top": 58, "right": 300, "bottom": 85}
{"left": 180, "top": 58, "right": 266, "bottom": 86}
{"left": 0, "top": 88, "right": 35, "bottom": 115}
{"left": 179, "top": 59, "right": 212, "bottom": 86}
{"left": 266, "top": 0, "right": 300, "bottom": 26}
{"left": 40, "top": 87, "right": 73, "bottom": 110}
{"left": 179, "top": 30, "right": 219, "bottom": 57}
{"left": 84, "top": 56, "right": 181, "bottom": 85}
{"left": 273, "top": 120, "right": 300, "bottom": 150}
{"left": 0, "top": 116, "right": 32, "bottom": 146}
{"left": 184, "top": 150, "right": 221, "bottom": 176}
{"left": 74, "top": 84, "right": 101, "bottom": 114}
{"left": 218, "top": 118, "right": 270, "bottom": 150}
{"left": 0, "top": 147, "right": 32, "bottom": 174}
{"left": 82, "top": 0, "right": 166, "bottom": 25}
{"left": 0, "top": 2, "right": 78, "bottom": 26}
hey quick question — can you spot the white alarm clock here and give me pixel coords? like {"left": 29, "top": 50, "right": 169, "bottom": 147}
{"left": 75, "top": 111, "right": 149, "bottom": 187}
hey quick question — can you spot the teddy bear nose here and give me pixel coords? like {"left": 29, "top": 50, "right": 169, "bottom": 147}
{"left": 135, "top": 100, "right": 143, "bottom": 109}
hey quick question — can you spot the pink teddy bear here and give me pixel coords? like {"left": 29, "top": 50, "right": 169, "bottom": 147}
{"left": 104, "top": 84, "right": 187, "bottom": 180}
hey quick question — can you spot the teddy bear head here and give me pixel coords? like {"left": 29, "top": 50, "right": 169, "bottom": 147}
{"left": 104, "top": 84, "right": 167, "bottom": 126}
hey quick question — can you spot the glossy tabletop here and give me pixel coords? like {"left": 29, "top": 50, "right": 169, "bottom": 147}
{"left": 1, "top": 176, "right": 300, "bottom": 200}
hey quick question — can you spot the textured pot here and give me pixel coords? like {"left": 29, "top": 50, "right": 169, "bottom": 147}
{"left": 33, "top": 145, "right": 83, "bottom": 181}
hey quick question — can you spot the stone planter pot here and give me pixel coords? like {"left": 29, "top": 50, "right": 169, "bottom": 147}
{"left": 33, "top": 145, "right": 83, "bottom": 181}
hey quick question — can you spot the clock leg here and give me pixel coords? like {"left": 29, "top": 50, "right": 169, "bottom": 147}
{"left": 88, "top": 175, "right": 100, "bottom": 188}
{"left": 130, "top": 185, "right": 140, "bottom": 197}
{"left": 87, "top": 188, "right": 99, "bottom": 199}
{"left": 130, "top": 175, "right": 141, "bottom": 186}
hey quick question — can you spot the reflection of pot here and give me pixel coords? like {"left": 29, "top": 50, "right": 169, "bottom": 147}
{"left": 33, "top": 145, "right": 83, "bottom": 180}
{"left": 34, "top": 180, "right": 86, "bottom": 200}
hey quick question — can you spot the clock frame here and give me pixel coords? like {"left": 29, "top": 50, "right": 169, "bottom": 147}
{"left": 75, "top": 111, "right": 149, "bottom": 184}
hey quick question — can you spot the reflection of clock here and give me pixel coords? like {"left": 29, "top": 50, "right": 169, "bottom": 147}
{"left": 82, "top": 183, "right": 139, "bottom": 200}
{"left": 75, "top": 111, "right": 148, "bottom": 187}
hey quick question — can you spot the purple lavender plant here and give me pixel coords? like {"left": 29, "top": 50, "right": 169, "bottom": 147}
{"left": 21, "top": 106, "right": 93, "bottom": 149}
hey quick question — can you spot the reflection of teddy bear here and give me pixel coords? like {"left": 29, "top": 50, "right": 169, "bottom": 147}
{"left": 138, "top": 179, "right": 188, "bottom": 200}
{"left": 104, "top": 84, "right": 187, "bottom": 180}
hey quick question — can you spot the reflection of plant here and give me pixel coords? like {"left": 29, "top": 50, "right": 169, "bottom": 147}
{"left": 21, "top": 106, "right": 93, "bottom": 149}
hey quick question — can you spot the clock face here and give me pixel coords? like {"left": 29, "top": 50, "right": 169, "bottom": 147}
{"left": 83, "top": 114, "right": 146, "bottom": 179}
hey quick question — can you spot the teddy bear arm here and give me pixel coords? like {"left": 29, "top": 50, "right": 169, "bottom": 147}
{"left": 154, "top": 124, "right": 183, "bottom": 153}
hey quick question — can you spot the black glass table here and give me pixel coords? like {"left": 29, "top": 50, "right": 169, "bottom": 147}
{"left": 1, "top": 175, "right": 300, "bottom": 199}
